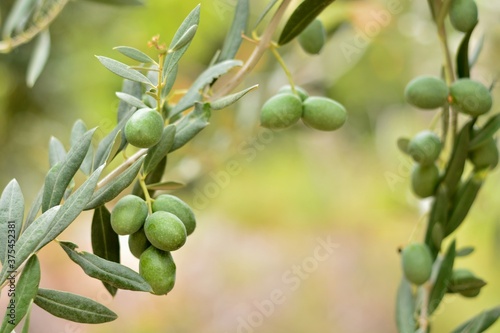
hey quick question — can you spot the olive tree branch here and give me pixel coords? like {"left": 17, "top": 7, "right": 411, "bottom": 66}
{"left": 0, "top": 0, "right": 69, "bottom": 53}
{"left": 212, "top": 0, "right": 293, "bottom": 99}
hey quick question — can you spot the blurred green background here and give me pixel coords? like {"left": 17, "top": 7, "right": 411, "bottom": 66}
{"left": 1, "top": 0, "right": 500, "bottom": 332}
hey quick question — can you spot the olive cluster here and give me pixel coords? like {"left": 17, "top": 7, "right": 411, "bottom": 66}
{"left": 110, "top": 194, "right": 196, "bottom": 294}
{"left": 260, "top": 85, "right": 347, "bottom": 132}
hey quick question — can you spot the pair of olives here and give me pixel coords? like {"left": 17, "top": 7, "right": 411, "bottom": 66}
{"left": 110, "top": 194, "right": 196, "bottom": 294}
{"left": 405, "top": 76, "right": 493, "bottom": 117}
{"left": 260, "top": 85, "right": 347, "bottom": 132}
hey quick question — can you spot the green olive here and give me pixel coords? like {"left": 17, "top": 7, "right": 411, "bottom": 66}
{"left": 411, "top": 163, "right": 440, "bottom": 198}
{"left": 450, "top": 79, "right": 493, "bottom": 116}
{"left": 260, "top": 93, "right": 303, "bottom": 129}
{"left": 128, "top": 228, "right": 151, "bottom": 259}
{"left": 152, "top": 194, "right": 196, "bottom": 236}
{"left": 408, "top": 131, "right": 442, "bottom": 165}
{"left": 449, "top": 0, "right": 478, "bottom": 33}
{"left": 139, "top": 246, "right": 176, "bottom": 295}
{"left": 404, "top": 76, "right": 449, "bottom": 109}
{"left": 301, "top": 96, "right": 347, "bottom": 131}
{"left": 110, "top": 195, "right": 148, "bottom": 235}
{"left": 298, "top": 19, "right": 327, "bottom": 55}
{"left": 125, "top": 108, "right": 164, "bottom": 148}
{"left": 144, "top": 211, "right": 187, "bottom": 252}
{"left": 468, "top": 137, "right": 498, "bottom": 170}
{"left": 278, "top": 85, "right": 309, "bottom": 101}
{"left": 401, "top": 243, "right": 433, "bottom": 285}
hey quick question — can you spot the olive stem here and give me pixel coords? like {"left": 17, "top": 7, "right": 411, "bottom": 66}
{"left": 211, "top": 0, "right": 293, "bottom": 99}
{"left": 156, "top": 53, "right": 165, "bottom": 113}
{"left": 270, "top": 45, "right": 296, "bottom": 94}
{"left": 139, "top": 173, "right": 153, "bottom": 215}
{"left": 418, "top": 283, "right": 431, "bottom": 331}
{"left": 97, "top": 148, "right": 147, "bottom": 189}
{"left": 0, "top": 0, "right": 69, "bottom": 53}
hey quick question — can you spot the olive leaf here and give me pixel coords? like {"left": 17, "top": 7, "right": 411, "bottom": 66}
{"left": 144, "top": 125, "right": 176, "bottom": 175}
{"left": 34, "top": 289, "right": 117, "bottom": 324}
{"left": 170, "top": 60, "right": 242, "bottom": 117}
{"left": 170, "top": 24, "right": 198, "bottom": 53}
{"left": 278, "top": 0, "right": 336, "bottom": 45}
{"left": 70, "top": 120, "right": 94, "bottom": 175}
{"left": 26, "top": 29, "right": 50, "bottom": 87}
{"left": 456, "top": 25, "right": 476, "bottom": 79}
{"left": 162, "top": 64, "right": 178, "bottom": 99}
{"left": 162, "top": 5, "right": 201, "bottom": 82}
{"left": 23, "top": 186, "right": 43, "bottom": 231}
{"left": 96, "top": 56, "right": 153, "bottom": 87}
{"left": 60, "top": 242, "right": 151, "bottom": 292}
{"left": 94, "top": 107, "right": 135, "bottom": 170}
{"left": 210, "top": 85, "right": 258, "bottom": 110}
{"left": 0, "top": 255, "right": 40, "bottom": 333}
{"left": 42, "top": 128, "right": 96, "bottom": 212}
{"left": 429, "top": 239, "right": 456, "bottom": 314}
{"left": 469, "top": 114, "right": 500, "bottom": 151}
{"left": 452, "top": 306, "right": 500, "bottom": 333}
{"left": 117, "top": 79, "right": 143, "bottom": 123}
{"left": 2, "top": 0, "right": 38, "bottom": 38}
{"left": 91, "top": 206, "right": 120, "bottom": 296}
{"left": 48, "top": 137, "right": 67, "bottom": 167}
{"left": 218, "top": 0, "right": 249, "bottom": 62}
{"left": 424, "top": 185, "right": 448, "bottom": 259}
{"left": 0, "top": 165, "right": 104, "bottom": 286}
{"left": 146, "top": 181, "right": 185, "bottom": 191}
{"left": 0, "top": 180, "right": 25, "bottom": 266}
{"left": 113, "top": 46, "right": 155, "bottom": 64}
{"left": 85, "top": 155, "right": 146, "bottom": 210}
{"left": 116, "top": 92, "right": 148, "bottom": 109}
{"left": 395, "top": 278, "right": 416, "bottom": 333}
{"left": 171, "top": 102, "right": 211, "bottom": 152}
{"left": 456, "top": 247, "right": 475, "bottom": 257}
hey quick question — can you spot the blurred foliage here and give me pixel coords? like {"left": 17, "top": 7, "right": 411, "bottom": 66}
{"left": 1, "top": 0, "right": 500, "bottom": 332}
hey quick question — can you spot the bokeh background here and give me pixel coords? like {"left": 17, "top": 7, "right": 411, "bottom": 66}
{"left": 1, "top": 0, "right": 500, "bottom": 332}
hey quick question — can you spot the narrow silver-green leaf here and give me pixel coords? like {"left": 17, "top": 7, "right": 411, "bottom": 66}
{"left": 2, "top": 0, "right": 37, "bottom": 38}
{"left": 34, "top": 289, "right": 117, "bottom": 324}
{"left": 146, "top": 181, "right": 185, "bottom": 191}
{"left": 278, "top": 0, "right": 336, "bottom": 45}
{"left": 113, "top": 46, "right": 155, "bottom": 64}
{"left": 70, "top": 120, "right": 93, "bottom": 175}
{"left": 429, "top": 240, "right": 456, "bottom": 314}
{"left": 0, "top": 206, "right": 60, "bottom": 286}
{"left": 42, "top": 129, "right": 96, "bottom": 212}
{"left": 218, "top": 0, "right": 249, "bottom": 62}
{"left": 48, "top": 137, "right": 66, "bottom": 168}
{"left": 96, "top": 56, "right": 153, "bottom": 86}
{"left": 171, "top": 60, "right": 242, "bottom": 117}
{"left": 116, "top": 92, "right": 148, "bottom": 109}
{"left": 91, "top": 206, "right": 119, "bottom": 296}
{"left": 20, "top": 304, "right": 31, "bottom": 333}
{"left": 162, "top": 64, "right": 178, "bottom": 98}
{"left": 0, "top": 180, "right": 25, "bottom": 266}
{"left": 26, "top": 29, "right": 50, "bottom": 87}
{"left": 456, "top": 26, "right": 475, "bottom": 79}
{"left": 254, "top": 0, "right": 280, "bottom": 29}
{"left": 95, "top": 107, "right": 135, "bottom": 170}
{"left": 60, "top": 242, "right": 151, "bottom": 292}
{"left": 104, "top": 131, "right": 123, "bottom": 167}
{"left": 171, "top": 102, "right": 211, "bottom": 152}
{"left": 170, "top": 25, "right": 198, "bottom": 52}
{"left": 456, "top": 247, "right": 475, "bottom": 257}
{"left": 162, "top": 5, "right": 201, "bottom": 79}
{"left": 23, "top": 186, "right": 43, "bottom": 231}
{"left": 395, "top": 278, "right": 416, "bottom": 333}
{"left": 85, "top": 156, "right": 145, "bottom": 210}
{"left": 452, "top": 306, "right": 500, "bottom": 333}
{"left": 469, "top": 114, "right": 500, "bottom": 151}
{"left": 0, "top": 255, "right": 40, "bottom": 333}
{"left": 210, "top": 85, "right": 258, "bottom": 110}
{"left": 144, "top": 125, "right": 176, "bottom": 175}
{"left": 117, "top": 79, "right": 142, "bottom": 123}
